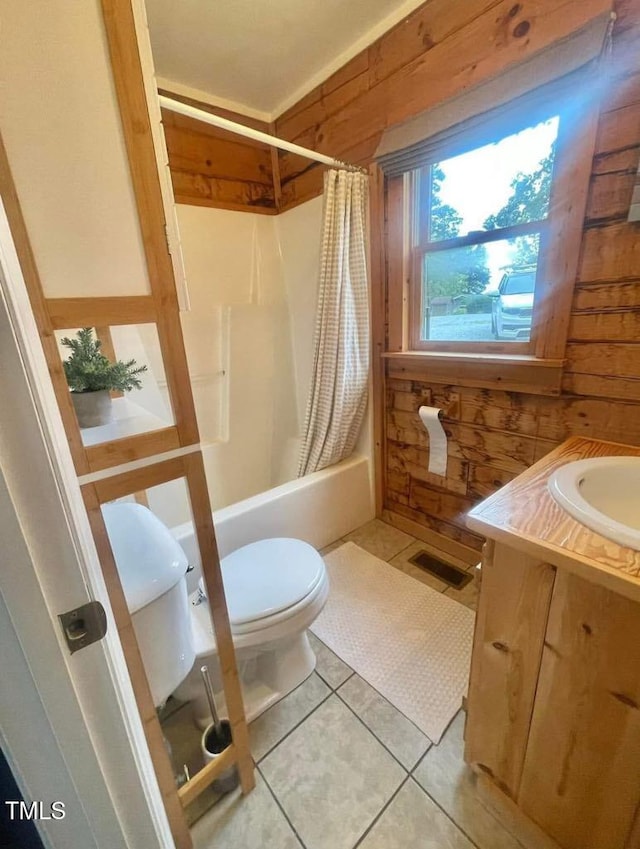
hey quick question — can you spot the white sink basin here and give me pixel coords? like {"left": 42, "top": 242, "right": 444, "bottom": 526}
{"left": 548, "top": 457, "right": 640, "bottom": 550}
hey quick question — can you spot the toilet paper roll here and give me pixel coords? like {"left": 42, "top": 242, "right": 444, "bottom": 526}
{"left": 418, "top": 406, "right": 447, "bottom": 476}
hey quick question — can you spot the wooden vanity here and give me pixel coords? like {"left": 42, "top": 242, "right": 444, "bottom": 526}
{"left": 464, "top": 437, "right": 640, "bottom": 849}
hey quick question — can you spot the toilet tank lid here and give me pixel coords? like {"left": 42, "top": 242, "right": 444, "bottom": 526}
{"left": 200, "top": 537, "right": 325, "bottom": 626}
{"left": 102, "top": 503, "right": 188, "bottom": 614}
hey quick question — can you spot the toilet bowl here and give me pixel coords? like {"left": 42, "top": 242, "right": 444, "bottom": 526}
{"left": 173, "top": 537, "right": 329, "bottom": 725}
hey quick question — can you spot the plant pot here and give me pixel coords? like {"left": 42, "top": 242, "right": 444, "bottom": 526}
{"left": 71, "top": 390, "right": 114, "bottom": 428}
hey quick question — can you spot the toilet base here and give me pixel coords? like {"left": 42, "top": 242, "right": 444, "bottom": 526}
{"left": 174, "top": 629, "right": 317, "bottom": 728}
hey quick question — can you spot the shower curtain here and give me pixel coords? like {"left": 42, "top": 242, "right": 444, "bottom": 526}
{"left": 297, "top": 168, "right": 370, "bottom": 477}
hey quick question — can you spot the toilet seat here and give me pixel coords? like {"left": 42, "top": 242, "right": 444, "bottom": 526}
{"left": 190, "top": 537, "right": 328, "bottom": 655}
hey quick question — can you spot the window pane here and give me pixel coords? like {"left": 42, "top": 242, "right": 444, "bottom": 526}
{"left": 420, "top": 235, "right": 540, "bottom": 343}
{"left": 428, "top": 117, "right": 559, "bottom": 241}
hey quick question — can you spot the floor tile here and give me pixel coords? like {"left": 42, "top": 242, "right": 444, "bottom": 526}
{"left": 359, "top": 778, "right": 475, "bottom": 849}
{"left": 308, "top": 630, "right": 353, "bottom": 689}
{"left": 338, "top": 675, "right": 431, "bottom": 770}
{"left": 250, "top": 673, "right": 330, "bottom": 761}
{"left": 261, "top": 695, "right": 405, "bottom": 849}
{"left": 343, "top": 519, "right": 415, "bottom": 561}
{"left": 413, "top": 713, "right": 524, "bottom": 849}
{"left": 191, "top": 770, "right": 302, "bottom": 849}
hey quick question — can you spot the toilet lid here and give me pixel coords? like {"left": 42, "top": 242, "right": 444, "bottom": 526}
{"left": 201, "top": 538, "right": 325, "bottom": 626}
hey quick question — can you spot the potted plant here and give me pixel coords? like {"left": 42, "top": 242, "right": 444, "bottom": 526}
{"left": 61, "top": 327, "right": 148, "bottom": 428}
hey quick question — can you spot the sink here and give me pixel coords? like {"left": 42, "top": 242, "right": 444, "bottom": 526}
{"left": 548, "top": 457, "right": 640, "bottom": 550}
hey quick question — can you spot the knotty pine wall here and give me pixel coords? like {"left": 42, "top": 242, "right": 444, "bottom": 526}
{"left": 160, "top": 92, "right": 276, "bottom": 214}
{"left": 161, "top": 0, "right": 640, "bottom": 560}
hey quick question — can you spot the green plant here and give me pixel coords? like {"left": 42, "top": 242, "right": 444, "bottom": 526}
{"left": 61, "top": 327, "right": 147, "bottom": 393}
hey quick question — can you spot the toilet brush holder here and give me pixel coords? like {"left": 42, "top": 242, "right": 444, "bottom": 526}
{"left": 200, "top": 719, "right": 239, "bottom": 794}
{"left": 199, "top": 664, "right": 239, "bottom": 794}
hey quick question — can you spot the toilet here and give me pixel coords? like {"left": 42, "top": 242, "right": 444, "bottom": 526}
{"left": 174, "top": 537, "right": 329, "bottom": 725}
{"left": 102, "top": 503, "right": 329, "bottom": 723}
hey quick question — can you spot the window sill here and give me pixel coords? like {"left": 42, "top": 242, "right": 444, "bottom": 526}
{"left": 382, "top": 351, "right": 564, "bottom": 396}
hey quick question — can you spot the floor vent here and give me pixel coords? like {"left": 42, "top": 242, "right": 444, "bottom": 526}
{"left": 408, "top": 551, "right": 472, "bottom": 589}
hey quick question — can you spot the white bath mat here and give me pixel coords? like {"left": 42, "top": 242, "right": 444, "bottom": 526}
{"left": 311, "top": 542, "right": 475, "bottom": 744}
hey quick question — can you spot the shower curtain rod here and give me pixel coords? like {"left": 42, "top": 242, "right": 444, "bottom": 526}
{"left": 158, "top": 94, "right": 367, "bottom": 173}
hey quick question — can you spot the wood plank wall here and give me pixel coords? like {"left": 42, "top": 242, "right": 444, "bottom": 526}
{"left": 160, "top": 0, "right": 640, "bottom": 559}
{"left": 160, "top": 91, "right": 276, "bottom": 214}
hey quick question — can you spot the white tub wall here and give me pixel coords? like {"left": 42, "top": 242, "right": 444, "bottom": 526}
{"left": 275, "top": 196, "right": 324, "bottom": 430}
{"left": 175, "top": 205, "right": 299, "bottom": 508}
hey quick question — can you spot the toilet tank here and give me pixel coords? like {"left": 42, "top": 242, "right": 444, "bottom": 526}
{"left": 102, "top": 502, "right": 195, "bottom": 707}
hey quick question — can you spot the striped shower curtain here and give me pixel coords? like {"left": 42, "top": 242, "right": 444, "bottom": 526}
{"left": 297, "top": 169, "right": 370, "bottom": 477}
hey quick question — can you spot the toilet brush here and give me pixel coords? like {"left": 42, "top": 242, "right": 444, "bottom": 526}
{"left": 199, "top": 665, "right": 239, "bottom": 794}
{"left": 201, "top": 664, "right": 223, "bottom": 739}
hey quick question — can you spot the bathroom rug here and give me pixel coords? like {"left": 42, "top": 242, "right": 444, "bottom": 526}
{"left": 311, "top": 541, "right": 475, "bottom": 743}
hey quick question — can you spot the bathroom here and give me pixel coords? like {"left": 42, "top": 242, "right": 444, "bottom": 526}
{"left": 1, "top": 1, "right": 640, "bottom": 849}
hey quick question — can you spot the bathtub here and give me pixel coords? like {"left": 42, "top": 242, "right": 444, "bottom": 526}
{"left": 173, "top": 452, "right": 373, "bottom": 588}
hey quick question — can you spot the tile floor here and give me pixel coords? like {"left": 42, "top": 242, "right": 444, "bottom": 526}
{"left": 169, "top": 519, "right": 524, "bottom": 849}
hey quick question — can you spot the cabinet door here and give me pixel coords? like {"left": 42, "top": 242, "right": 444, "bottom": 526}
{"left": 465, "top": 543, "right": 556, "bottom": 798}
{"left": 519, "top": 571, "right": 640, "bottom": 849}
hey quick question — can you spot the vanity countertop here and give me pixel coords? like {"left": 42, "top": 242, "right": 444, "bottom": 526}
{"left": 466, "top": 436, "right": 640, "bottom": 601}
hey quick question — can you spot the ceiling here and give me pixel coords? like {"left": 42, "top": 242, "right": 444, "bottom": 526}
{"left": 145, "top": 0, "right": 427, "bottom": 121}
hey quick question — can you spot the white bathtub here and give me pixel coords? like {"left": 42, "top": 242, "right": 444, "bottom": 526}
{"left": 174, "top": 453, "right": 373, "bottom": 587}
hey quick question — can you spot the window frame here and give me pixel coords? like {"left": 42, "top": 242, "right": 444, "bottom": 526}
{"left": 382, "top": 84, "right": 601, "bottom": 396}
{"left": 408, "top": 111, "right": 566, "bottom": 355}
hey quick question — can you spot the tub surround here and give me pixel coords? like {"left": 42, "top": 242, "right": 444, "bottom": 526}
{"left": 464, "top": 437, "right": 640, "bottom": 849}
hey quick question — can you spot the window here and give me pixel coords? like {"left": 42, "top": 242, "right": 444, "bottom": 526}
{"left": 411, "top": 112, "right": 563, "bottom": 352}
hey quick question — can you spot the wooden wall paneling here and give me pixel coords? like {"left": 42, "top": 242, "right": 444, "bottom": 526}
{"left": 0, "top": 131, "right": 89, "bottom": 475}
{"left": 161, "top": 120, "right": 273, "bottom": 183}
{"left": 182, "top": 451, "right": 254, "bottom": 793}
{"left": 586, "top": 168, "right": 638, "bottom": 223}
{"left": 385, "top": 497, "right": 485, "bottom": 551}
{"left": 464, "top": 543, "right": 557, "bottom": 799}
{"left": 369, "top": 163, "right": 387, "bottom": 516}
{"left": 367, "top": 0, "right": 503, "bottom": 88}
{"left": 82, "top": 483, "right": 192, "bottom": 849}
{"left": 573, "top": 280, "right": 640, "bottom": 310}
{"left": 170, "top": 170, "right": 276, "bottom": 214}
{"left": 159, "top": 95, "right": 277, "bottom": 214}
{"left": 101, "top": 0, "right": 199, "bottom": 448}
{"left": 579, "top": 220, "right": 640, "bottom": 282}
{"left": 382, "top": 506, "right": 481, "bottom": 564}
{"left": 561, "top": 372, "right": 640, "bottom": 402}
{"left": 518, "top": 570, "right": 640, "bottom": 849}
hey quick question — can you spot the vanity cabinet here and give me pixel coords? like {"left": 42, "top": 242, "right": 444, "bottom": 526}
{"left": 464, "top": 438, "right": 640, "bottom": 849}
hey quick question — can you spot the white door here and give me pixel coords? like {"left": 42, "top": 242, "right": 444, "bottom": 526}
{"left": 0, "top": 200, "right": 174, "bottom": 849}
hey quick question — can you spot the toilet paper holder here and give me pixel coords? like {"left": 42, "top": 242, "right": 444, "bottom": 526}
{"left": 416, "top": 391, "right": 460, "bottom": 420}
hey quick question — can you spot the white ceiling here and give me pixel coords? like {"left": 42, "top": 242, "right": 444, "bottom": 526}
{"left": 145, "top": 0, "right": 427, "bottom": 121}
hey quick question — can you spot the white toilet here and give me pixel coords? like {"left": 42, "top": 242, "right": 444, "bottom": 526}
{"left": 174, "top": 537, "right": 329, "bottom": 725}
{"left": 102, "top": 503, "right": 329, "bottom": 723}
